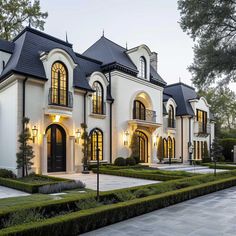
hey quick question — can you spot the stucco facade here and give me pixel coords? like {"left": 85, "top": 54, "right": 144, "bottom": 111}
{"left": 0, "top": 27, "right": 215, "bottom": 175}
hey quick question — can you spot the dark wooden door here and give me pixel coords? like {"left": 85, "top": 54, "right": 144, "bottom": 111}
{"left": 47, "top": 124, "right": 66, "bottom": 172}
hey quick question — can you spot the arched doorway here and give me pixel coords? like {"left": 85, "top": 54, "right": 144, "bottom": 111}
{"left": 135, "top": 130, "right": 148, "bottom": 163}
{"left": 46, "top": 124, "right": 66, "bottom": 172}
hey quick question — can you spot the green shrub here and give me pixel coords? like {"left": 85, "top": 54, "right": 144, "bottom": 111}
{"left": 133, "top": 188, "right": 153, "bottom": 198}
{"left": 0, "top": 169, "right": 16, "bottom": 179}
{"left": 114, "top": 191, "right": 136, "bottom": 202}
{"left": 114, "top": 157, "right": 126, "bottom": 166}
{"left": 220, "top": 138, "right": 236, "bottom": 161}
{"left": 132, "top": 156, "right": 140, "bottom": 164}
{"left": 75, "top": 198, "right": 101, "bottom": 210}
{"left": 126, "top": 157, "right": 136, "bottom": 166}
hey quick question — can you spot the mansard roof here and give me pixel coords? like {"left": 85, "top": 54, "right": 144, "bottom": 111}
{"left": 83, "top": 36, "right": 166, "bottom": 87}
{"left": 0, "top": 27, "right": 99, "bottom": 91}
{"left": 164, "top": 82, "right": 197, "bottom": 116}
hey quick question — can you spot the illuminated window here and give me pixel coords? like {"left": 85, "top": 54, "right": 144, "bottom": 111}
{"left": 197, "top": 109, "right": 207, "bottom": 133}
{"left": 139, "top": 56, "right": 147, "bottom": 79}
{"left": 92, "top": 81, "right": 103, "bottom": 114}
{"left": 163, "top": 138, "right": 168, "bottom": 158}
{"left": 168, "top": 136, "right": 173, "bottom": 158}
{"left": 51, "top": 62, "right": 68, "bottom": 106}
{"left": 133, "top": 100, "right": 146, "bottom": 120}
{"left": 90, "top": 128, "right": 103, "bottom": 161}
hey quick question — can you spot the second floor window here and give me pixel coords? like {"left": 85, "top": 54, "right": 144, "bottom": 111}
{"left": 133, "top": 100, "right": 146, "bottom": 120}
{"left": 168, "top": 105, "right": 175, "bottom": 128}
{"left": 139, "top": 56, "right": 147, "bottom": 79}
{"left": 92, "top": 81, "right": 103, "bottom": 114}
{"left": 51, "top": 62, "right": 68, "bottom": 106}
{"left": 197, "top": 109, "right": 207, "bottom": 133}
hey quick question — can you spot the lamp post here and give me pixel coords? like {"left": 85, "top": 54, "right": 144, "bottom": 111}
{"left": 169, "top": 145, "right": 171, "bottom": 165}
{"left": 96, "top": 147, "right": 100, "bottom": 202}
{"left": 188, "top": 143, "right": 193, "bottom": 165}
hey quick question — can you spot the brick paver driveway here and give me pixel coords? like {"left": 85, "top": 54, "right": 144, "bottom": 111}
{"left": 82, "top": 186, "right": 236, "bottom": 236}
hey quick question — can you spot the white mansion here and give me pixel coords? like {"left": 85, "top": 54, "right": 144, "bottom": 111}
{"left": 0, "top": 27, "right": 214, "bottom": 174}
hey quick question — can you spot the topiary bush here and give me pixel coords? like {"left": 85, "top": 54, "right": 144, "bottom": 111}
{"left": 126, "top": 157, "right": 136, "bottom": 166}
{"left": 0, "top": 169, "right": 16, "bottom": 179}
{"left": 114, "top": 157, "right": 126, "bottom": 166}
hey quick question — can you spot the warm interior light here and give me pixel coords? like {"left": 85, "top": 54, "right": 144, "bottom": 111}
{"left": 54, "top": 115, "right": 60, "bottom": 123}
{"left": 32, "top": 126, "right": 38, "bottom": 143}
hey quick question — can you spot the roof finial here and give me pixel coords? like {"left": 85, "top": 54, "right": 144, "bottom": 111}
{"left": 126, "top": 42, "right": 128, "bottom": 50}
{"left": 28, "top": 1, "right": 33, "bottom": 28}
{"left": 102, "top": 29, "right": 104, "bottom": 37}
{"left": 179, "top": 77, "right": 181, "bottom": 83}
{"left": 66, "top": 31, "right": 68, "bottom": 43}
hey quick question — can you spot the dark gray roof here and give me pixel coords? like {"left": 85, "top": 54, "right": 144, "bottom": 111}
{"left": 164, "top": 82, "right": 197, "bottom": 116}
{"left": 83, "top": 36, "right": 137, "bottom": 72}
{"left": 150, "top": 65, "right": 166, "bottom": 86}
{"left": 0, "top": 38, "right": 14, "bottom": 53}
{"left": 163, "top": 92, "right": 172, "bottom": 102}
{"left": 0, "top": 27, "right": 96, "bottom": 91}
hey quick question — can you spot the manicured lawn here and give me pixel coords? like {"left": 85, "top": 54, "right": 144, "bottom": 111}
{"left": 1, "top": 170, "right": 236, "bottom": 235}
{"left": 92, "top": 165, "right": 198, "bottom": 181}
{"left": 201, "top": 163, "right": 236, "bottom": 170}
{"left": 17, "top": 175, "right": 60, "bottom": 184}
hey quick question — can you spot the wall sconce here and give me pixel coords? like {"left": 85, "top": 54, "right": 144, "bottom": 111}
{"left": 153, "top": 134, "right": 159, "bottom": 147}
{"left": 124, "top": 130, "right": 129, "bottom": 146}
{"left": 53, "top": 115, "right": 60, "bottom": 123}
{"left": 32, "top": 126, "right": 38, "bottom": 143}
{"left": 75, "top": 129, "right": 81, "bottom": 143}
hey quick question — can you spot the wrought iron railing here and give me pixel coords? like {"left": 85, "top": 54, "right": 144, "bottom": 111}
{"left": 133, "top": 108, "right": 156, "bottom": 123}
{"left": 48, "top": 88, "right": 73, "bottom": 108}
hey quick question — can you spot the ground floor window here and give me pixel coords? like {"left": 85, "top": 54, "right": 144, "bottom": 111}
{"left": 163, "top": 136, "right": 175, "bottom": 159}
{"left": 194, "top": 141, "right": 207, "bottom": 160}
{"left": 90, "top": 128, "right": 103, "bottom": 161}
{"left": 135, "top": 130, "right": 148, "bottom": 163}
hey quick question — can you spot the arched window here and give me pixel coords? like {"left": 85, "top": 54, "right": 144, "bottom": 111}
{"left": 139, "top": 56, "right": 147, "bottom": 79}
{"left": 168, "top": 136, "right": 173, "bottom": 158}
{"left": 135, "top": 130, "right": 148, "bottom": 163}
{"left": 133, "top": 100, "right": 146, "bottom": 120}
{"left": 168, "top": 105, "right": 175, "bottom": 128}
{"left": 163, "top": 138, "right": 168, "bottom": 159}
{"left": 92, "top": 81, "right": 104, "bottom": 114}
{"left": 51, "top": 62, "right": 68, "bottom": 106}
{"left": 90, "top": 128, "right": 103, "bottom": 161}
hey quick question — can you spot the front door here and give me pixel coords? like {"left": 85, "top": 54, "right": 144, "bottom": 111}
{"left": 47, "top": 124, "right": 66, "bottom": 172}
{"left": 135, "top": 130, "right": 148, "bottom": 163}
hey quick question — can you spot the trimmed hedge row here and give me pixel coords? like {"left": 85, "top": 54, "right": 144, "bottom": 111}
{"left": 0, "top": 175, "right": 73, "bottom": 193}
{"left": 1, "top": 176, "right": 236, "bottom": 235}
{"left": 202, "top": 163, "right": 236, "bottom": 170}
{"left": 92, "top": 168, "right": 185, "bottom": 181}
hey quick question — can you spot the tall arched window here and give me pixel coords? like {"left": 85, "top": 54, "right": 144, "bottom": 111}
{"left": 133, "top": 100, "right": 146, "bottom": 120}
{"left": 168, "top": 105, "right": 175, "bottom": 128}
{"left": 163, "top": 138, "right": 168, "bottom": 158}
{"left": 92, "top": 81, "right": 104, "bottom": 114}
{"left": 168, "top": 136, "right": 173, "bottom": 158}
{"left": 90, "top": 128, "right": 103, "bottom": 161}
{"left": 139, "top": 56, "right": 147, "bottom": 79}
{"left": 51, "top": 62, "right": 68, "bottom": 106}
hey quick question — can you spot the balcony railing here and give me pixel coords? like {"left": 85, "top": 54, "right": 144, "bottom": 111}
{"left": 48, "top": 88, "right": 73, "bottom": 108}
{"left": 164, "top": 118, "right": 176, "bottom": 128}
{"left": 91, "top": 102, "right": 106, "bottom": 115}
{"left": 133, "top": 108, "right": 156, "bottom": 123}
{"left": 194, "top": 122, "right": 211, "bottom": 135}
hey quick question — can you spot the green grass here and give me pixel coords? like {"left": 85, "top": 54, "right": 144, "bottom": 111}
{"left": 17, "top": 176, "right": 59, "bottom": 184}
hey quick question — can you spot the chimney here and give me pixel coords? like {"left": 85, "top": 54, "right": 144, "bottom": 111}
{"left": 150, "top": 52, "right": 158, "bottom": 71}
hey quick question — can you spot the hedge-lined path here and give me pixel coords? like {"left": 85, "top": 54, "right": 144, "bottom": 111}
{"left": 82, "top": 186, "right": 236, "bottom": 236}
{"left": 0, "top": 186, "right": 29, "bottom": 199}
{"left": 50, "top": 173, "right": 160, "bottom": 191}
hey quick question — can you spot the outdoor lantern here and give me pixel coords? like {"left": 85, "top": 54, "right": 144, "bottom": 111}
{"left": 32, "top": 126, "right": 38, "bottom": 143}
{"left": 154, "top": 134, "right": 159, "bottom": 146}
{"left": 123, "top": 130, "right": 129, "bottom": 146}
{"left": 75, "top": 129, "right": 81, "bottom": 143}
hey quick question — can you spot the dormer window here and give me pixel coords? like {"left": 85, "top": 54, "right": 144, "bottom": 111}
{"left": 168, "top": 105, "right": 175, "bottom": 128}
{"left": 92, "top": 81, "right": 104, "bottom": 114}
{"left": 139, "top": 56, "right": 147, "bottom": 79}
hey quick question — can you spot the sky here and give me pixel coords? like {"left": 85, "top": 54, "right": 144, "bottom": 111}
{"left": 40, "top": 0, "right": 236, "bottom": 92}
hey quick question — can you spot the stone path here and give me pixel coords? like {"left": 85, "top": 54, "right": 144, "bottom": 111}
{"left": 82, "top": 186, "right": 236, "bottom": 236}
{"left": 51, "top": 173, "right": 160, "bottom": 191}
{"left": 0, "top": 186, "right": 29, "bottom": 199}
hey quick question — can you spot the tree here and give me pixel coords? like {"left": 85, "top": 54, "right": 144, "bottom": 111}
{"left": 130, "top": 131, "right": 140, "bottom": 163}
{"left": 0, "top": 0, "right": 48, "bottom": 40}
{"left": 81, "top": 123, "right": 91, "bottom": 173}
{"left": 198, "top": 86, "right": 236, "bottom": 130}
{"left": 16, "top": 117, "right": 34, "bottom": 177}
{"left": 178, "top": 0, "right": 236, "bottom": 88}
{"left": 211, "top": 138, "right": 224, "bottom": 176}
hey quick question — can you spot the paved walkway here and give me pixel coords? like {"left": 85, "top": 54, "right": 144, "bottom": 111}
{"left": 0, "top": 186, "right": 29, "bottom": 199}
{"left": 51, "top": 173, "right": 160, "bottom": 191}
{"left": 82, "top": 186, "right": 236, "bottom": 236}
